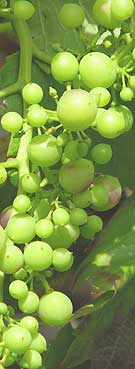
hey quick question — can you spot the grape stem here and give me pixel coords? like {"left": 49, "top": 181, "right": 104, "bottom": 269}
{"left": 16, "top": 125, "right": 32, "bottom": 194}
{"left": 36, "top": 273, "right": 53, "bottom": 294}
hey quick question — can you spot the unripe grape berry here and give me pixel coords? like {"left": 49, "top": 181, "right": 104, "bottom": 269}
{"left": 120, "top": 87, "right": 134, "bottom": 101}
{"left": 27, "top": 105, "right": 48, "bottom": 127}
{"left": 0, "top": 302, "right": 8, "bottom": 315}
{"left": 20, "top": 316, "right": 39, "bottom": 336}
{"left": 91, "top": 143, "right": 112, "bottom": 164}
{"left": 90, "top": 87, "right": 111, "bottom": 107}
{"left": 53, "top": 248, "right": 74, "bottom": 272}
{"left": 22, "top": 83, "right": 43, "bottom": 105}
{"left": 1, "top": 244, "right": 24, "bottom": 274}
{"left": 72, "top": 190, "right": 92, "bottom": 208}
{"left": 38, "top": 291, "right": 73, "bottom": 326}
{"left": 24, "top": 241, "right": 53, "bottom": 271}
{"left": 29, "top": 333, "right": 47, "bottom": 353}
{"left": 1, "top": 112, "right": 23, "bottom": 133}
{"left": 7, "top": 214, "right": 36, "bottom": 244}
{"left": 4, "top": 326, "right": 31, "bottom": 354}
{"left": 111, "top": 0, "right": 134, "bottom": 21}
{"left": 13, "top": 0, "right": 35, "bottom": 20}
{"left": 59, "top": 3, "right": 85, "bottom": 29}
{"left": 52, "top": 208, "right": 70, "bottom": 226}
{"left": 18, "top": 291, "right": 39, "bottom": 314}
{"left": 9, "top": 280, "right": 28, "bottom": 300}
{"left": 13, "top": 194, "right": 31, "bottom": 213}
{"left": 19, "top": 349, "right": 42, "bottom": 369}
{"left": 21, "top": 173, "right": 40, "bottom": 194}
{"left": 35, "top": 219, "right": 54, "bottom": 238}
{"left": 51, "top": 52, "right": 79, "bottom": 82}
{"left": 70, "top": 208, "right": 87, "bottom": 225}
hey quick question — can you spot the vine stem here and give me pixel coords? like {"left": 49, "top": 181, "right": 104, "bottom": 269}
{"left": 17, "top": 126, "right": 32, "bottom": 194}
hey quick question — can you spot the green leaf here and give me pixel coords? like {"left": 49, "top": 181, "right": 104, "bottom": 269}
{"left": 73, "top": 291, "right": 114, "bottom": 318}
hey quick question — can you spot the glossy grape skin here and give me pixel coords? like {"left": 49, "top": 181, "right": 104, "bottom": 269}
{"left": 59, "top": 159, "right": 94, "bottom": 193}
{"left": 21, "top": 173, "right": 40, "bottom": 194}
{"left": 0, "top": 302, "right": 8, "bottom": 315}
{"left": 70, "top": 208, "right": 87, "bottom": 225}
{"left": 90, "top": 87, "right": 111, "bottom": 107}
{"left": 9, "top": 280, "right": 28, "bottom": 300}
{"left": 1, "top": 244, "right": 24, "bottom": 274}
{"left": 29, "top": 333, "right": 47, "bottom": 353}
{"left": 35, "top": 219, "right": 54, "bottom": 238}
{"left": 59, "top": 3, "right": 85, "bottom": 29}
{"left": 91, "top": 175, "right": 122, "bottom": 211}
{"left": 38, "top": 291, "right": 73, "bottom": 326}
{"left": 46, "top": 223, "right": 80, "bottom": 249}
{"left": 120, "top": 87, "right": 134, "bottom": 102}
{"left": 0, "top": 166, "right": 7, "bottom": 184}
{"left": 24, "top": 241, "right": 53, "bottom": 271}
{"left": 13, "top": 0, "right": 35, "bottom": 20}
{"left": 111, "top": 0, "right": 134, "bottom": 21}
{"left": 81, "top": 215, "right": 103, "bottom": 239}
{"left": 4, "top": 326, "right": 31, "bottom": 354}
{"left": 91, "top": 143, "right": 112, "bottom": 164}
{"left": 7, "top": 214, "right": 35, "bottom": 244}
{"left": 22, "top": 83, "right": 43, "bottom": 105}
{"left": 72, "top": 190, "right": 92, "bottom": 208}
{"left": 51, "top": 52, "right": 79, "bottom": 82}
{"left": 79, "top": 52, "right": 117, "bottom": 89}
{"left": 90, "top": 185, "right": 109, "bottom": 208}
{"left": 13, "top": 194, "right": 31, "bottom": 213}
{"left": 1, "top": 112, "right": 23, "bottom": 133}
{"left": 97, "top": 109, "right": 125, "bottom": 138}
{"left": 109, "top": 105, "right": 133, "bottom": 131}
{"left": 57, "top": 89, "right": 97, "bottom": 131}
{"left": 18, "top": 291, "right": 39, "bottom": 314}
{"left": 92, "top": 0, "right": 120, "bottom": 29}
{"left": 27, "top": 105, "right": 48, "bottom": 127}
{"left": 19, "top": 349, "right": 42, "bottom": 369}
{"left": 20, "top": 316, "right": 39, "bottom": 336}
{"left": 28, "top": 134, "right": 62, "bottom": 167}
{"left": 53, "top": 248, "right": 74, "bottom": 272}
{"left": 53, "top": 208, "right": 70, "bottom": 226}
{"left": 64, "top": 140, "right": 79, "bottom": 160}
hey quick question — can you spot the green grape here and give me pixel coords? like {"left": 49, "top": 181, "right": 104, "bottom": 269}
{"left": 19, "top": 349, "right": 42, "bottom": 369}
{"left": 59, "top": 159, "right": 94, "bottom": 193}
{"left": 109, "top": 105, "right": 133, "bottom": 131}
{"left": 91, "top": 107, "right": 106, "bottom": 128}
{"left": 0, "top": 165, "right": 7, "bottom": 184}
{"left": 129, "top": 75, "right": 135, "bottom": 89}
{"left": 77, "top": 141, "right": 89, "bottom": 157}
{"left": 64, "top": 140, "right": 79, "bottom": 160}
{"left": 70, "top": 207, "right": 87, "bottom": 225}
{"left": 13, "top": 0, "right": 35, "bottom": 20}
{"left": 1, "top": 111, "right": 23, "bottom": 133}
{"left": 35, "top": 219, "right": 54, "bottom": 238}
{"left": 103, "top": 39, "right": 112, "bottom": 48}
{"left": 91, "top": 143, "right": 112, "bottom": 164}
{"left": 61, "top": 152, "right": 70, "bottom": 164}
{"left": 56, "top": 131, "right": 70, "bottom": 146}
{"left": 27, "top": 105, "right": 48, "bottom": 127}
{"left": 92, "top": 175, "right": 122, "bottom": 211}
{"left": 72, "top": 190, "right": 92, "bottom": 208}
{"left": 9, "top": 280, "right": 28, "bottom": 300}
{"left": 120, "top": 87, "right": 134, "bottom": 101}
{"left": 34, "top": 198, "right": 51, "bottom": 221}
{"left": 7, "top": 214, "right": 35, "bottom": 244}
{"left": 20, "top": 316, "right": 39, "bottom": 337}
{"left": 22, "top": 83, "right": 43, "bottom": 105}
{"left": 21, "top": 173, "right": 41, "bottom": 194}
{"left": 4, "top": 326, "right": 31, "bottom": 354}
{"left": 14, "top": 267, "right": 28, "bottom": 280}
{"left": 79, "top": 52, "right": 117, "bottom": 89}
{"left": 90, "top": 87, "right": 111, "bottom": 107}
{"left": 90, "top": 185, "right": 109, "bottom": 208}
{"left": 92, "top": 0, "right": 120, "bottom": 29}
{"left": 51, "top": 52, "right": 79, "bottom": 82}
{"left": 38, "top": 291, "right": 73, "bottom": 326}
{"left": 81, "top": 215, "right": 103, "bottom": 239}
{"left": 13, "top": 194, "right": 31, "bottom": 213}
{"left": 97, "top": 109, "right": 125, "bottom": 138}
{"left": 46, "top": 223, "right": 80, "bottom": 249}
{"left": 24, "top": 241, "right": 53, "bottom": 271}
{"left": 52, "top": 208, "right": 70, "bottom": 226}
{"left": 53, "top": 248, "right": 73, "bottom": 272}
{"left": 1, "top": 244, "right": 24, "bottom": 274}
{"left": 29, "top": 333, "right": 47, "bottom": 353}
{"left": 57, "top": 89, "right": 97, "bottom": 131}
{"left": 59, "top": 3, "right": 85, "bottom": 29}
{"left": 28, "top": 134, "right": 62, "bottom": 167}
{"left": 0, "top": 302, "right": 8, "bottom": 315}
{"left": 111, "top": 0, "right": 134, "bottom": 21}
{"left": 18, "top": 291, "right": 39, "bottom": 313}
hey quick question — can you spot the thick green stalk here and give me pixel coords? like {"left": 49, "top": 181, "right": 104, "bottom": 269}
{"left": 32, "top": 42, "right": 52, "bottom": 65}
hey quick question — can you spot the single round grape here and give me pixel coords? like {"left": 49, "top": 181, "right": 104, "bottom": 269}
{"left": 52, "top": 208, "right": 70, "bottom": 226}
{"left": 4, "top": 326, "right": 31, "bottom": 354}
{"left": 51, "top": 52, "right": 79, "bottom": 82}
{"left": 0, "top": 302, "right": 8, "bottom": 315}
{"left": 28, "top": 134, "right": 62, "bottom": 167}
{"left": 77, "top": 141, "right": 89, "bottom": 158}
{"left": 72, "top": 190, "right": 92, "bottom": 208}
{"left": 18, "top": 291, "right": 39, "bottom": 313}
{"left": 90, "top": 87, "right": 111, "bottom": 107}
{"left": 91, "top": 107, "right": 106, "bottom": 128}
{"left": 103, "top": 39, "right": 112, "bottom": 48}
{"left": 59, "top": 159, "right": 94, "bottom": 193}
{"left": 57, "top": 131, "right": 70, "bottom": 146}
{"left": 57, "top": 89, "right": 97, "bottom": 131}
{"left": 34, "top": 198, "right": 51, "bottom": 221}
{"left": 53, "top": 248, "right": 73, "bottom": 272}
{"left": 70, "top": 208, "right": 87, "bottom": 225}
{"left": 20, "top": 316, "right": 39, "bottom": 337}
{"left": 21, "top": 173, "right": 40, "bottom": 194}
{"left": 13, "top": 194, "right": 31, "bottom": 213}
{"left": 29, "top": 333, "right": 47, "bottom": 353}
{"left": 97, "top": 109, "right": 125, "bottom": 138}
{"left": 111, "top": 0, "right": 134, "bottom": 21}
{"left": 1, "top": 244, "right": 24, "bottom": 274}
{"left": 35, "top": 219, "right": 54, "bottom": 239}
{"left": 64, "top": 140, "right": 79, "bottom": 160}
{"left": 27, "top": 105, "right": 48, "bottom": 127}
{"left": 22, "top": 83, "right": 43, "bottom": 105}
{"left": 38, "top": 291, "right": 73, "bottom": 326}
{"left": 9, "top": 280, "right": 28, "bottom": 300}
{"left": 7, "top": 214, "right": 35, "bottom": 244}
{"left": 92, "top": 0, "right": 120, "bottom": 29}
{"left": 13, "top": 0, "right": 35, "bottom": 20}
{"left": 59, "top": 3, "right": 85, "bottom": 29}
{"left": 0, "top": 165, "right": 7, "bottom": 184}
{"left": 79, "top": 52, "right": 117, "bottom": 89}
{"left": 109, "top": 105, "right": 133, "bottom": 132}
{"left": 81, "top": 215, "right": 103, "bottom": 239}
{"left": 91, "top": 143, "right": 112, "bottom": 164}
{"left": 120, "top": 87, "right": 134, "bottom": 101}
{"left": 92, "top": 175, "right": 122, "bottom": 211}
{"left": 90, "top": 184, "right": 109, "bottom": 208}
{"left": 129, "top": 75, "right": 135, "bottom": 90}
{"left": 46, "top": 223, "right": 80, "bottom": 249}
{"left": 61, "top": 153, "right": 70, "bottom": 164}
{"left": 24, "top": 241, "right": 53, "bottom": 271}
{"left": 20, "top": 350, "right": 42, "bottom": 369}
{"left": 1, "top": 111, "right": 23, "bottom": 133}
